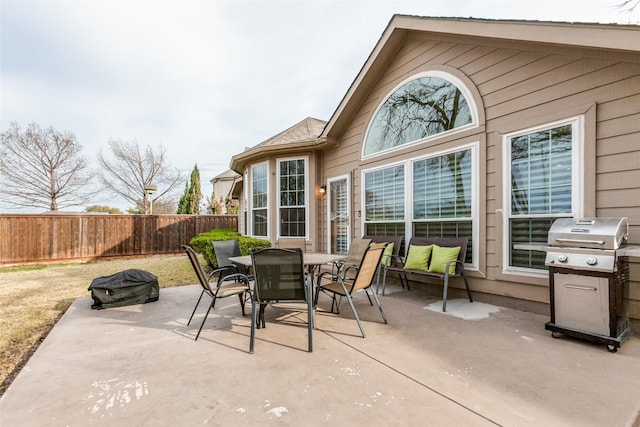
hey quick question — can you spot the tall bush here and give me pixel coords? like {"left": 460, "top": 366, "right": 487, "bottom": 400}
{"left": 189, "top": 228, "right": 271, "bottom": 268}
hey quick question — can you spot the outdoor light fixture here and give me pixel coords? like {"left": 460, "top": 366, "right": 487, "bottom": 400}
{"left": 144, "top": 184, "right": 157, "bottom": 214}
{"left": 319, "top": 185, "right": 327, "bottom": 195}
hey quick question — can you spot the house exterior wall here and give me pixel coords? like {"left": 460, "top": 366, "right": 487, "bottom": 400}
{"left": 238, "top": 150, "right": 321, "bottom": 252}
{"left": 320, "top": 30, "right": 640, "bottom": 321}
{"left": 212, "top": 177, "right": 235, "bottom": 214}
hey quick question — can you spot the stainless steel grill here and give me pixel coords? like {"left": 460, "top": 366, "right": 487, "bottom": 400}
{"left": 545, "top": 217, "right": 628, "bottom": 272}
{"left": 544, "top": 217, "right": 632, "bottom": 352}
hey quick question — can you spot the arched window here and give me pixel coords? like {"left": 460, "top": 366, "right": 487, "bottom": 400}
{"left": 364, "top": 73, "right": 475, "bottom": 156}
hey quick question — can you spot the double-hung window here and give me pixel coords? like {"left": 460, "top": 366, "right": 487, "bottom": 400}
{"left": 506, "top": 117, "right": 582, "bottom": 272}
{"left": 363, "top": 164, "right": 406, "bottom": 237}
{"left": 278, "top": 158, "right": 307, "bottom": 237}
{"left": 363, "top": 146, "right": 477, "bottom": 264}
{"left": 251, "top": 163, "right": 268, "bottom": 237}
{"left": 412, "top": 147, "right": 474, "bottom": 263}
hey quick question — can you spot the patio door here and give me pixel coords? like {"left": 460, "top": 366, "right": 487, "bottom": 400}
{"left": 327, "top": 175, "right": 350, "bottom": 254}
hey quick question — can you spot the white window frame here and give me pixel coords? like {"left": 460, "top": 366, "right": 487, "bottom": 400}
{"left": 276, "top": 156, "right": 309, "bottom": 239}
{"left": 362, "top": 70, "right": 479, "bottom": 160}
{"left": 250, "top": 161, "right": 269, "bottom": 239}
{"left": 502, "top": 116, "right": 584, "bottom": 277}
{"left": 361, "top": 143, "right": 479, "bottom": 271}
{"left": 361, "top": 160, "right": 407, "bottom": 238}
{"left": 243, "top": 171, "right": 248, "bottom": 236}
{"left": 409, "top": 142, "right": 479, "bottom": 270}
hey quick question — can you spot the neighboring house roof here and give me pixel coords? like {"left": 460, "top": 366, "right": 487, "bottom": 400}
{"left": 229, "top": 117, "right": 328, "bottom": 173}
{"left": 210, "top": 169, "right": 240, "bottom": 184}
{"left": 322, "top": 15, "right": 640, "bottom": 141}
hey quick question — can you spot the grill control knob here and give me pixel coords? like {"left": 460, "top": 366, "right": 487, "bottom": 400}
{"left": 557, "top": 254, "right": 568, "bottom": 263}
{"left": 586, "top": 257, "right": 598, "bottom": 266}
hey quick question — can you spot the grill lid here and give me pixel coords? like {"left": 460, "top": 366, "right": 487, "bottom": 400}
{"left": 547, "top": 217, "right": 628, "bottom": 250}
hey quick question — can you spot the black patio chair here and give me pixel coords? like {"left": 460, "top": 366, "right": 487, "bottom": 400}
{"left": 182, "top": 245, "right": 251, "bottom": 341}
{"left": 249, "top": 247, "right": 312, "bottom": 353}
{"left": 212, "top": 239, "right": 253, "bottom": 280}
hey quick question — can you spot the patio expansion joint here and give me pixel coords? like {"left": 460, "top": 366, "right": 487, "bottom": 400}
{"left": 319, "top": 328, "right": 504, "bottom": 427}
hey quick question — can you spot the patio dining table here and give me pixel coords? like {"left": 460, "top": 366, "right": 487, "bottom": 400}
{"left": 228, "top": 251, "right": 345, "bottom": 288}
{"left": 228, "top": 251, "right": 346, "bottom": 320}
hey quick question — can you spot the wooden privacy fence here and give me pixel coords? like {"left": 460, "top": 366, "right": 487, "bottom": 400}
{"left": 0, "top": 214, "right": 237, "bottom": 266}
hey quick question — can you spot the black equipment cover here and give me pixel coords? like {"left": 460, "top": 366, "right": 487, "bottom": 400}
{"left": 88, "top": 269, "right": 159, "bottom": 309}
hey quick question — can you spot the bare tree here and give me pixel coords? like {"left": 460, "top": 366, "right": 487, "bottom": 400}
{"left": 0, "top": 122, "right": 95, "bottom": 211}
{"left": 98, "top": 138, "right": 182, "bottom": 214}
{"left": 618, "top": 0, "right": 640, "bottom": 12}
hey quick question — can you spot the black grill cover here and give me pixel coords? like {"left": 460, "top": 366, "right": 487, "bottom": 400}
{"left": 88, "top": 269, "right": 159, "bottom": 309}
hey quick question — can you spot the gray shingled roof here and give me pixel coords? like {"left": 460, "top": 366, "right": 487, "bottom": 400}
{"left": 212, "top": 169, "right": 240, "bottom": 181}
{"left": 252, "top": 117, "right": 326, "bottom": 149}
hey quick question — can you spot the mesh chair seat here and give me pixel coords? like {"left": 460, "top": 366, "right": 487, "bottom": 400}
{"left": 214, "top": 282, "right": 252, "bottom": 298}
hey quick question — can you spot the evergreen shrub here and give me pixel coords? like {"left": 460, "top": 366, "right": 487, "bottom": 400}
{"left": 189, "top": 228, "right": 271, "bottom": 268}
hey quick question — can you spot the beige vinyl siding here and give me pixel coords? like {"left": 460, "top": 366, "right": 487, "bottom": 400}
{"left": 323, "top": 29, "right": 640, "bottom": 319}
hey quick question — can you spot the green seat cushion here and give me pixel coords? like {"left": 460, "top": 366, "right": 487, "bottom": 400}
{"left": 381, "top": 243, "right": 394, "bottom": 267}
{"left": 404, "top": 245, "right": 432, "bottom": 271}
{"left": 428, "top": 245, "right": 461, "bottom": 275}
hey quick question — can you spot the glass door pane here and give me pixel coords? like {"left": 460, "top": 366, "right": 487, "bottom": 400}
{"left": 328, "top": 177, "right": 349, "bottom": 254}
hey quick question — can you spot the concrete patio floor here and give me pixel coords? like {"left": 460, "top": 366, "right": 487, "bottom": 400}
{"left": 1, "top": 283, "right": 639, "bottom": 426}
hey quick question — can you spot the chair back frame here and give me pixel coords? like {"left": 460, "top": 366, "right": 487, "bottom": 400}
{"left": 350, "top": 242, "right": 387, "bottom": 293}
{"left": 317, "top": 243, "right": 388, "bottom": 338}
{"left": 181, "top": 245, "right": 250, "bottom": 341}
{"left": 212, "top": 239, "right": 253, "bottom": 277}
{"left": 183, "top": 245, "right": 214, "bottom": 294}
{"left": 249, "top": 247, "right": 312, "bottom": 353}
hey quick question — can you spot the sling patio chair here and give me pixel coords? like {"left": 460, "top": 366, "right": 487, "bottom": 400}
{"left": 315, "top": 242, "right": 388, "bottom": 338}
{"left": 182, "top": 245, "right": 251, "bottom": 341}
{"left": 212, "top": 239, "right": 253, "bottom": 280}
{"left": 249, "top": 247, "right": 312, "bottom": 353}
{"left": 321, "top": 237, "right": 372, "bottom": 279}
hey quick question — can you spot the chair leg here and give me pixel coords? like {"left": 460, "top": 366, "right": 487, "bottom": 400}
{"left": 370, "top": 289, "right": 388, "bottom": 324}
{"left": 187, "top": 290, "right": 205, "bottom": 326}
{"left": 238, "top": 293, "right": 246, "bottom": 316}
{"left": 342, "top": 292, "right": 366, "bottom": 338}
{"left": 403, "top": 273, "right": 411, "bottom": 290}
{"left": 365, "top": 290, "right": 373, "bottom": 306}
{"left": 442, "top": 275, "right": 449, "bottom": 312}
{"left": 250, "top": 299, "right": 257, "bottom": 353}
{"left": 306, "top": 291, "right": 313, "bottom": 352}
{"left": 381, "top": 268, "right": 389, "bottom": 295}
{"left": 463, "top": 272, "right": 473, "bottom": 303}
{"left": 335, "top": 295, "right": 343, "bottom": 313}
{"left": 195, "top": 296, "right": 216, "bottom": 341}
{"left": 314, "top": 284, "right": 320, "bottom": 307}
{"left": 257, "top": 303, "right": 266, "bottom": 329}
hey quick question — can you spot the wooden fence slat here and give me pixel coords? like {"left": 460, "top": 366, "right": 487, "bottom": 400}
{"left": 0, "top": 214, "right": 237, "bottom": 265}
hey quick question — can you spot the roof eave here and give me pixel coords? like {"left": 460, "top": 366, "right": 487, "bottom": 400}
{"left": 230, "top": 137, "right": 328, "bottom": 173}
{"left": 322, "top": 15, "right": 640, "bottom": 141}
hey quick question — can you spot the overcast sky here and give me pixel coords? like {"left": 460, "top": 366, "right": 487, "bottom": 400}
{"left": 1, "top": 0, "right": 638, "bottom": 212}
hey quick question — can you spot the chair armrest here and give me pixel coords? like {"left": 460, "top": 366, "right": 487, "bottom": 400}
{"left": 342, "top": 264, "right": 359, "bottom": 277}
{"left": 214, "top": 272, "right": 251, "bottom": 290}
{"left": 443, "top": 259, "right": 465, "bottom": 278}
{"left": 207, "top": 265, "right": 239, "bottom": 281}
{"left": 384, "top": 254, "right": 405, "bottom": 269}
